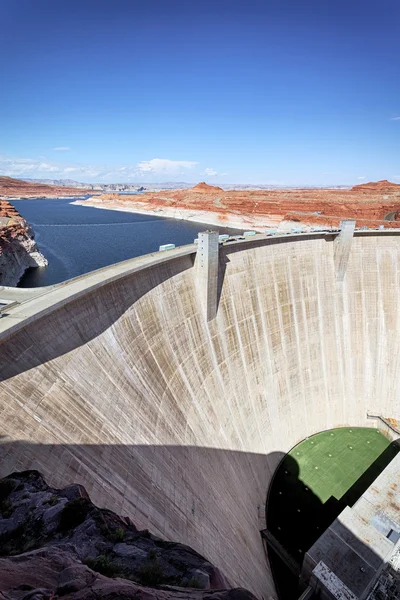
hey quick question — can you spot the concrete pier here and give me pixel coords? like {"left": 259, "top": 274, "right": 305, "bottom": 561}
{"left": 334, "top": 219, "right": 356, "bottom": 281}
{"left": 1, "top": 231, "right": 400, "bottom": 598}
{"left": 196, "top": 230, "right": 219, "bottom": 321}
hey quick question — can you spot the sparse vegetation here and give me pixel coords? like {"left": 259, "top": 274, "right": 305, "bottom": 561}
{"left": 110, "top": 527, "right": 125, "bottom": 542}
{"left": 85, "top": 554, "right": 123, "bottom": 578}
{"left": 58, "top": 497, "right": 91, "bottom": 531}
{"left": 136, "top": 558, "right": 166, "bottom": 586}
{"left": 0, "top": 471, "right": 214, "bottom": 595}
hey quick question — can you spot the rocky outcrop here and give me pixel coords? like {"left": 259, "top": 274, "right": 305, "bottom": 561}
{"left": 192, "top": 182, "right": 225, "bottom": 193}
{"left": 0, "top": 471, "right": 255, "bottom": 600}
{"left": 0, "top": 201, "right": 47, "bottom": 286}
{"left": 0, "top": 176, "right": 90, "bottom": 198}
{"left": 350, "top": 179, "right": 400, "bottom": 192}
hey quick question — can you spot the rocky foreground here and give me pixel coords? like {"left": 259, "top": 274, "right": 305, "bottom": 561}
{"left": 75, "top": 180, "right": 400, "bottom": 231}
{"left": 0, "top": 471, "right": 255, "bottom": 600}
{"left": 0, "top": 201, "right": 47, "bottom": 286}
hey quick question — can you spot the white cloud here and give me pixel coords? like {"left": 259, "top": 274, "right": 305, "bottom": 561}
{"left": 358, "top": 176, "right": 366, "bottom": 179}
{"left": 0, "top": 156, "right": 61, "bottom": 175}
{"left": 203, "top": 168, "right": 218, "bottom": 177}
{"left": 136, "top": 158, "right": 198, "bottom": 176}
{"left": 0, "top": 154, "right": 200, "bottom": 183}
{"left": 390, "top": 117, "right": 400, "bottom": 121}
{"left": 53, "top": 146, "right": 71, "bottom": 151}
{"left": 38, "top": 162, "right": 60, "bottom": 172}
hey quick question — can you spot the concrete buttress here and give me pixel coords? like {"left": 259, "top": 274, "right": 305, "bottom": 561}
{"left": 334, "top": 219, "right": 356, "bottom": 282}
{"left": 196, "top": 230, "right": 219, "bottom": 321}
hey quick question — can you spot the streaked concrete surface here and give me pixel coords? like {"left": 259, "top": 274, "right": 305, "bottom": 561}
{"left": 1, "top": 231, "right": 400, "bottom": 599}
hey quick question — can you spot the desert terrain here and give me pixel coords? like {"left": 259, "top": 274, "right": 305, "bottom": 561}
{"left": 74, "top": 180, "right": 400, "bottom": 230}
{"left": 2, "top": 175, "right": 400, "bottom": 231}
{"left": 0, "top": 176, "right": 90, "bottom": 198}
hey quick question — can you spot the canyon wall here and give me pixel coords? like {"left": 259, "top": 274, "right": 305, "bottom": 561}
{"left": 0, "top": 200, "right": 47, "bottom": 286}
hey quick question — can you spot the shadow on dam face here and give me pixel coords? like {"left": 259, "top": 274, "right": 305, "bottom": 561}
{"left": 2, "top": 234, "right": 400, "bottom": 598}
{"left": 0, "top": 438, "right": 398, "bottom": 600}
{"left": 0, "top": 438, "right": 284, "bottom": 598}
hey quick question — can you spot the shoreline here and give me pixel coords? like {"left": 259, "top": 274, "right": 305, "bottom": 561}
{"left": 3, "top": 195, "right": 91, "bottom": 201}
{"left": 71, "top": 198, "right": 276, "bottom": 231}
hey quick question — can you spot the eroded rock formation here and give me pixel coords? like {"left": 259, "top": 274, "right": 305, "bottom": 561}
{"left": 0, "top": 471, "right": 254, "bottom": 600}
{"left": 0, "top": 200, "right": 47, "bottom": 286}
{"left": 350, "top": 179, "right": 400, "bottom": 192}
{"left": 192, "top": 182, "right": 225, "bottom": 193}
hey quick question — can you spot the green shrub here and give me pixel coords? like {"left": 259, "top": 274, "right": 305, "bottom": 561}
{"left": 85, "top": 554, "right": 122, "bottom": 577}
{"left": 136, "top": 559, "right": 166, "bottom": 586}
{"left": 58, "top": 497, "right": 91, "bottom": 531}
{"left": 110, "top": 527, "right": 125, "bottom": 542}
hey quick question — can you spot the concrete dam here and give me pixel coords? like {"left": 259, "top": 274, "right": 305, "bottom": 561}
{"left": 0, "top": 228, "right": 399, "bottom": 599}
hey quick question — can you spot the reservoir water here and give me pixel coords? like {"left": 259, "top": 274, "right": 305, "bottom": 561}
{"left": 10, "top": 198, "right": 242, "bottom": 287}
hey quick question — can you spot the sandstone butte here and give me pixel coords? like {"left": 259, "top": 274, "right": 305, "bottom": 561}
{"left": 0, "top": 176, "right": 89, "bottom": 198}
{"left": 76, "top": 179, "right": 400, "bottom": 230}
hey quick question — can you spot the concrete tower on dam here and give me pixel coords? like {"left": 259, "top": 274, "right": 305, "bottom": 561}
{"left": 1, "top": 226, "right": 400, "bottom": 599}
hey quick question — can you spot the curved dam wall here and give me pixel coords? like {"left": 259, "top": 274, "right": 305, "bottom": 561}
{"left": 1, "top": 232, "right": 400, "bottom": 599}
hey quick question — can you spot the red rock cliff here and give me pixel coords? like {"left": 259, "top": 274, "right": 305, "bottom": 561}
{"left": 0, "top": 200, "right": 48, "bottom": 286}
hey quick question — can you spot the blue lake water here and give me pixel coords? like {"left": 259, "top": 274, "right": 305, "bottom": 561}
{"left": 10, "top": 198, "right": 242, "bottom": 287}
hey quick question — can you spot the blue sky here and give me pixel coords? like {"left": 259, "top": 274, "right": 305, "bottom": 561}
{"left": 1, "top": 0, "right": 399, "bottom": 185}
